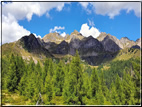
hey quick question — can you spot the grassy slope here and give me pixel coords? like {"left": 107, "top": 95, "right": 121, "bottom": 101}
{"left": 112, "top": 48, "right": 140, "bottom": 61}
{"left": 1, "top": 42, "right": 47, "bottom": 65}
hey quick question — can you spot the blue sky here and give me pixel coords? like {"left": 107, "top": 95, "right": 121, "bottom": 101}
{"left": 2, "top": 2, "right": 141, "bottom": 44}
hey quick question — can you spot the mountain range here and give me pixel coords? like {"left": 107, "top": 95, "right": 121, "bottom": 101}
{"left": 2, "top": 30, "right": 141, "bottom": 65}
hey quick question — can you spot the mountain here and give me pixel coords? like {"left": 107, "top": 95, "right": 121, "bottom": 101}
{"left": 120, "top": 37, "right": 136, "bottom": 48}
{"left": 2, "top": 31, "right": 140, "bottom": 66}
{"left": 64, "top": 30, "right": 84, "bottom": 43}
{"left": 42, "top": 32, "right": 64, "bottom": 44}
{"left": 17, "top": 33, "right": 53, "bottom": 57}
{"left": 97, "top": 32, "right": 123, "bottom": 52}
{"left": 52, "top": 40, "right": 69, "bottom": 55}
{"left": 2, "top": 33, "right": 53, "bottom": 64}
{"left": 79, "top": 36, "right": 105, "bottom": 56}
{"left": 136, "top": 38, "right": 141, "bottom": 47}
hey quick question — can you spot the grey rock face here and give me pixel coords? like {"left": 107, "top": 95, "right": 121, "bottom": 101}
{"left": 102, "top": 36, "right": 121, "bottom": 53}
{"left": 18, "top": 33, "right": 53, "bottom": 57}
{"left": 120, "top": 37, "right": 136, "bottom": 48}
{"left": 98, "top": 32, "right": 123, "bottom": 50}
{"left": 68, "top": 38, "right": 81, "bottom": 55}
{"left": 136, "top": 38, "right": 141, "bottom": 47}
{"left": 79, "top": 36, "right": 104, "bottom": 56}
{"left": 52, "top": 40, "right": 69, "bottom": 55}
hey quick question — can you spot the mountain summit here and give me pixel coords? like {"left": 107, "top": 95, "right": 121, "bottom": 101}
{"left": 2, "top": 31, "right": 140, "bottom": 65}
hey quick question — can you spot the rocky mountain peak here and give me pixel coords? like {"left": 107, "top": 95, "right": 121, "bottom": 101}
{"left": 97, "top": 32, "right": 107, "bottom": 41}
{"left": 120, "top": 37, "right": 130, "bottom": 44}
{"left": 136, "top": 38, "right": 141, "bottom": 47}
{"left": 18, "top": 33, "right": 53, "bottom": 57}
{"left": 42, "top": 32, "right": 63, "bottom": 44}
{"left": 120, "top": 37, "right": 136, "bottom": 48}
{"left": 71, "top": 30, "right": 80, "bottom": 35}
{"left": 29, "top": 33, "right": 35, "bottom": 37}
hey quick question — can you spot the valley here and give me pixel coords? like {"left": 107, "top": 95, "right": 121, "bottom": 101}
{"left": 1, "top": 30, "right": 141, "bottom": 105}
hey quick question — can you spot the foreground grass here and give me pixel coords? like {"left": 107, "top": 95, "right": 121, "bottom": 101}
{"left": 2, "top": 90, "right": 33, "bottom": 105}
{"left": 2, "top": 90, "right": 65, "bottom": 105}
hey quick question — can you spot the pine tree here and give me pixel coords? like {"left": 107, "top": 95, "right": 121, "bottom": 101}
{"left": 95, "top": 85, "right": 104, "bottom": 105}
{"left": 115, "top": 74, "right": 125, "bottom": 105}
{"left": 63, "top": 50, "right": 83, "bottom": 104}
{"left": 110, "top": 82, "right": 119, "bottom": 105}
{"left": 6, "top": 54, "right": 22, "bottom": 92}
{"left": 82, "top": 72, "right": 91, "bottom": 99}
{"left": 122, "top": 70, "right": 135, "bottom": 105}
{"left": 53, "top": 60, "right": 65, "bottom": 96}
{"left": 45, "top": 73, "right": 53, "bottom": 103}
{"left": 7, "top": 61, "right": 18, "bottom": 92}
{"left": 90, "top": 68, "right": 99, "bottom": 97}
{"left": 43, "top": 58, "right": 50, "bottom": 85}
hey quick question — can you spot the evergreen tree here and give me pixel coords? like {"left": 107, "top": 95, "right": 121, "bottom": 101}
{"left": 122, "top": 70, "right": 135, "bottom": 105}
{"left": 53, "top": 60, "right": 65, "bottom": 96}
{"left": 63, "top": 50, "right": 83, "bottom": 104}
{"left": 115, "top": 74, "right": 125, "bottom": 104}
{"left": 110, "top": 82, "right": 119, "bottom": 105}
{"left": 6, "top": 61, "right": 18, "bottom": 92}
{"left": 90, "top": 68, "right": 99, "bottom": 97}
{"left": 43, "top": 58, "right": 50, "bottom": 86}
{"left": 95, "top": 86, "right": 104, "bottom": 105}
{"left": 45, "top": 73, "right": 53, "bottom": 103}
{"left": 6, "top": 54, "right": 24, "bottom": 92}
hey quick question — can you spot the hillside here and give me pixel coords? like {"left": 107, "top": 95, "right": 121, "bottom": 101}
{"left": 2, "top": 33, "right": 53, "bottom": 64}
{"left": 1, "top": 30, "right": 141, "bottom": 106}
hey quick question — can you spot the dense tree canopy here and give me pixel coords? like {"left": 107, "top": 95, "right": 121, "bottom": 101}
{"left": 2, "top": 52, "right": 140, "bottom": 105}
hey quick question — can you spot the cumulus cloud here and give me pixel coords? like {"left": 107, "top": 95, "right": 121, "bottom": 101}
{"left": 2, "top": 14, "right": 30, "bottom": 44}
{"left": 2, "top": 2, "right": 66, "bottom": 21}
{"left": 49, "top": 26, "right": 65, "bottom": 33}
{"left": 79, "top": 2, "right": 141, "bottom": 18}
{"left": 2, "top": 2, "right": 68, "bottom": 44}
{"left": 80, "top": 23, "right": 100, "bottom": 38}
{"left": 60, "top": 32, "right": 66, "bottom": 37}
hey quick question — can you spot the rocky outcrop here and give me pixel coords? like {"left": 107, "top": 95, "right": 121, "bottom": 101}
{"left": 79, "top": 36, "right": 104, "bottom": 56}
{"left": 52, "top": 40, "right": 69, "bottom": 55}
{"left": 18, "top": 33, "right": 53, "bottom": 57}
{"left": 97, "top": 32, "right": 123, "bottom": 52}
{"left": 120, "top": 37, "right": 136, "bottom": 48}
{"left": 136, "top": 38, "right": 141, "bottom": 47}
{"left": 42, "top": 32, "right": 64, "bottom": 44}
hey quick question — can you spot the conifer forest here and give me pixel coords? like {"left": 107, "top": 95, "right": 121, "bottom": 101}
{"left": 1, "top": 51, "right": 141, "bottom": 105}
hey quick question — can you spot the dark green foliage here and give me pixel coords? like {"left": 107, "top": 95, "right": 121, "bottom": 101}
{"left": 90, "top": 68, "right": 99, "bottom": 97}
{"left": 6, "top": 54, "right": 25, "bottom": 92}
{"left": 53, "top": 60, "right": 65, "bottom": 96}
{"left": 2, "top": 52, "right": 140, "bottom": 105}
{"left": 63, "top": 51, "right": 83, "bottom": 105}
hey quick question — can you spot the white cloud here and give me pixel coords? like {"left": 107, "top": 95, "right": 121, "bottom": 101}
{"left": 2, "top": 2, "right": 67, "bottom": 21}
{"left": 80, "top": 23, "right": 100, "bottom": 38}
{"left": 49, "top": 26, "right": 65, "bottom": 33}
{"left": 88, "top": 19, "right": 95, "bottom": 26}
{"left": 2, "top": 2, "right": 68, "bottom": 44}
{"left": 61, "top": 32, "right": 66, "bottom": 37}
{"left": 49, "top": 26, "right": 66, "bottom": 37}
{"left": 79, "top": 2, "right": 89, "bottom": 9}
{"left": 80, "top": 2, "right": 141, "bottom": 18}
{"left": 79, "top": 2, "right": 92, "bottom": 14}
{"left": 2, "top": 15, "right": 30, "bottom": 44}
